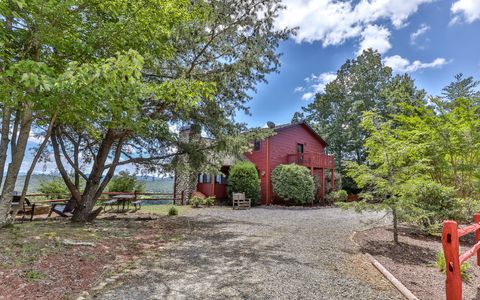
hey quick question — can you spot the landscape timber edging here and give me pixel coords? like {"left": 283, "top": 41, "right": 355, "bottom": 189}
{"left": 349, "top": 230, "right": 419, "bottom": 300}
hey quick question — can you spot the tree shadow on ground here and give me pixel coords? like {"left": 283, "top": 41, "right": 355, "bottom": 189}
{"left": 96, "top": 216, "right": 315, "bottom": 299}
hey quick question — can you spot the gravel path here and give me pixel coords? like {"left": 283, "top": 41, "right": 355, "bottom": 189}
{"left": 95, "top": 207, "right": 403, "bottom": 300}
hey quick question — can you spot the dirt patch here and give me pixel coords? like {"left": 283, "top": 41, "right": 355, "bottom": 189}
{"left": 355, "top": 226, "right": 480, "bottom": 300}
{"left": 0, "top": 213, "right": 189, "bottom": 300}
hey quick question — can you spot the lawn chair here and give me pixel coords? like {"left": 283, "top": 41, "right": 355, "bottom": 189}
{"left": 11, "top": 193, "right": 36, "bottom": 221}
{"left": 48, "top": 197, "right": 77, "bottom": 218}
{"left": 232, "top": 192, "right": 251, "bottom": 210}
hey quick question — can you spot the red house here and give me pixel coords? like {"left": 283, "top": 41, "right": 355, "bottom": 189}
{"left": 196, "top": 121, "right": 335, "bottom": 205}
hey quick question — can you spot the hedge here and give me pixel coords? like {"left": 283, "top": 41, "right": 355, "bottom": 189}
{"left": 228, "top": 161, "right": 260, "bottom": 205}
{"left": 271, "top": 164, "right": 315, "bottom": 204}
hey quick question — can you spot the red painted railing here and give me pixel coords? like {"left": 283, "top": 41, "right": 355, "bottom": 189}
{"left": 442, "top": 213, "right": 480, "bottom": 300}
{"left": 286, "top": 152, "right": 334, "bottom": 169}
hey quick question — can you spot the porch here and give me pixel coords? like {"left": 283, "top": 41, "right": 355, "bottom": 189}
{"left": 287, "top": 152, "right": 335, "bottom": 202}
{"left": 286, "top": 152, "right": 335, "bottom": 169}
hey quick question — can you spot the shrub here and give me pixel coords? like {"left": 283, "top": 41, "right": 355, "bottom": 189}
{"left": 203, "top": 196, "right": 215, "bottom": 207}
{"left": 324, "top": 171, "right": 342, "bottom": 194}
{"left": 38, "top": 178, "right": 69, "bottom": 199}
{"left": 434, "top": 251, "right": 470, "bottom": 281}
{"left": 401, "top": 181, "right": 462, "bottom": 234}
{"left": 190, "top": 196, "right": 203, "bottom": 208}
{"left": 167, "top": 206, "right": 178, "bottom": 216}
{"left": 325, "top": 189, "right": 348, "bottom": 204}
{"left": 271, "top": 164, "right": 315, "bottom": 204}
{"left": 108, "top": 171, "right": 144, "bottom": 193}
{"left": 228, "top": 161, "right": 260, "bottom": 206}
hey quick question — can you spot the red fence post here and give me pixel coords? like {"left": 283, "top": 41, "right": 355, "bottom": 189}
{"left": 475, "top": 213, "right": 480, "bottom": 267}
{"left": 442, "top": 220, "right": 462, "bottom": 300}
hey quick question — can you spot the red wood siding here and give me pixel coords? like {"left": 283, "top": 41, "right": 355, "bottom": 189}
{"left": 246, "top": 123, "right": 328, "bottom": 205}
{"left": 244, "top": 138, "right": 269, "bottom": 202}
{"left": 196, "top": 123, "right": 332, "bottom": 205}
{"left": 197, "top": 183, "right": 214, "bottom": 197}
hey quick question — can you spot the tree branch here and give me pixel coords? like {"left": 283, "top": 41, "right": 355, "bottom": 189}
{"left": 56, "top": 129, "right": 88, "bottom": 180}
{"left": 95, "top": 140, "right": 123, "bottom": 199}
{"left": 51, "top": 128, "right": 82, "bottom": 203}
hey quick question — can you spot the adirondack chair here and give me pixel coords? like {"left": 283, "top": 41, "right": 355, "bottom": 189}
{"left": 232, "top": 192, "right": 251, "bottom": 210}
{"left": 11, "top": 194, "right": 36, "bottom": 221}
{"left": 48, "top": 197, "right": 77, "bottom": 218}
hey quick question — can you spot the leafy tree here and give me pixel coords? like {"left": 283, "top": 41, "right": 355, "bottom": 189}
{"left": 108, "top": 171, "right": 144, "bottom": 193}
{"left": 302, "top": 49, "right": 392, "bottom": 171}
{"left": 291, "top": 112, "right": 305, "bottom": 123}
{"left": 0, "top": 0, "right": 290, "bottom": 224}
{"left": 346, "top": 111, "right": 426, "bottom": 244}
{"left": 441, "top": 73, "right": 479, "bottom": 103}
{"left": 38, "top": 178, "right": 69, "bottom": 200}
{"left": 271, "top": 164, "right": 315, "bottom": 204}
{"left": 228, "top": 161, "right": 260, "bottom": 206}
{"left": 301, "top": 50, "right": 425, "bottom": 178}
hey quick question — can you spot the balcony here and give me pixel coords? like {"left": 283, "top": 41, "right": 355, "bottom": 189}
{"left": 286, "top": 152, "right": 335, "bottom": 169}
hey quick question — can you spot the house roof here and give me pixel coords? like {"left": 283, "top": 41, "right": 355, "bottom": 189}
{"left": 269, "top": 121, "right": 328, "bottom": 147}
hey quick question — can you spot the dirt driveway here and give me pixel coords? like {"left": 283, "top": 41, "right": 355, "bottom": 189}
{"left": 94, "top": 207, "right": 403, "bottom": 300}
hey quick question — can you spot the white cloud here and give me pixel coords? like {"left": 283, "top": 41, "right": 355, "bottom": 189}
{"left": 384, "top": 55, "right": 449, "bottom": 73}
{"left": 357, "top": 24, "right": 391, "bottom": 55}
{"left": 410, "top": 23, "right": 430, "bottom": 45}
{"left": 310, "top": 72, "right": 337, "bottom": 93}
{"left": 296, "top": 72, "right": 336, "bottom": 101}
{"left": 301, "top": 92, "right": 315, "bottom": 101}
{"left": 451, "top": 0, "right": 480, "bottom": 23}
{"left": 294, "top": 86, "right": 304, "bottom": 92}
{"left": 276, "top": 0, "right": 433, "bottom": 46}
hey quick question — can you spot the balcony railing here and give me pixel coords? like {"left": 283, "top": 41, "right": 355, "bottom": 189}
{"left": 286, "top": 152, "right": 335, "bottom": 169}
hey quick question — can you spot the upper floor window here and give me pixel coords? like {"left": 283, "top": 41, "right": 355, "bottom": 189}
{"left": 297, "top": 143, "right": 304, "bottom": 153}
{"left": 253, "top": 139, "right": 261, "bottom": 151}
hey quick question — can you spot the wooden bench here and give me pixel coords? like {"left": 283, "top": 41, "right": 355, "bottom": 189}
{"left": 232, "top": 193, "right": 251, "bottom": 210}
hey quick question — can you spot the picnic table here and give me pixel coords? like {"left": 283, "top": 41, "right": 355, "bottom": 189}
{"left": 103, "top": 195, "right": 140, "bottom": 212}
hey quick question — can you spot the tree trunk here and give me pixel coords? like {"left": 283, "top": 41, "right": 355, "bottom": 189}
{"left": 71, "top": 131, "right": 117, "bottom": 223}
{"left": 0, "top": 105, "right": 34, "bottom": 227}
{"left": 392, "top": 204, "right": 399, "bottom": 245}
{"left": 0, "top": 106, "right": 12, "bottom": 187}
{"left": 11, "top": 115, "right": 56, "bottom": 220}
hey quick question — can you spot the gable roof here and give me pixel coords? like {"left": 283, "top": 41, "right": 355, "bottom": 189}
{"left": 270, "top": 121, "right": 328, "bottom": 146}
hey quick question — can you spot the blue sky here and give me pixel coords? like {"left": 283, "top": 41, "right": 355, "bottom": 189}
{"left": 237, "top": 0, "right": 480, "bottom": 128}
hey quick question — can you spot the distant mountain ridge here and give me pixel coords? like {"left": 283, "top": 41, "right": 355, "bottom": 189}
{"left": 12, "top": 174, "right": 174, "bottom": 193}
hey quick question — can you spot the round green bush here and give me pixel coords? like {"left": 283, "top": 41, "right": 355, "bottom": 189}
{"left": 228, "top": 161, "right": 260, "bottom": 206}
{"left": 402, "top": 180, "right": 462, "bottom": 232}
{"left": 271, "top": 164, "right": 315, "bottom": 204}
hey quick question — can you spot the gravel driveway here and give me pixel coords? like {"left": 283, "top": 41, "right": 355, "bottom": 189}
{"left": 95, "top": 207, "right": 403, "bottom": 300}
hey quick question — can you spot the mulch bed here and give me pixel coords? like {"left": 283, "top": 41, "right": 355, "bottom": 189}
{"left": 0, "top": 213, "right": 189, "bottom": 300}
{"left": 355, "top": 225, "right": 480, "bottom": 300}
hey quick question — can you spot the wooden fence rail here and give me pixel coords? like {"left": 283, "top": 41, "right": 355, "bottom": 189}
{"left": 442, "top": 213, "right": 480, "bottom": 300}
{"left": 23, "top": 191, "right": 185, "bottom": 205}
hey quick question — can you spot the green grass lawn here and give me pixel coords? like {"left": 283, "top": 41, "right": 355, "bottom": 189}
{"left": 139, "top": 204, "right": 191, "bottom": 216}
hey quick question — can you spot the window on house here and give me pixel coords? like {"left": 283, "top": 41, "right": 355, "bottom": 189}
{"left": 297, "top": 143, "right": 304, "bottom": 153}
{"left": 253, "top": 139, "right": 261, "bottom": 151}
{"left": 203, "top": 174, "right": 212, "bottom": 183}
{"left": 215, "top": 174, "right": 227, "bottom": 184}
{"left": 198, "top": 173, "right": 211, "bottom": 184}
